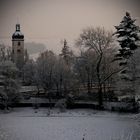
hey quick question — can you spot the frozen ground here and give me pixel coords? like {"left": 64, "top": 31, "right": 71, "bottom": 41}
{"left": 0, "top": 108, "right": 140, "bottom": 140}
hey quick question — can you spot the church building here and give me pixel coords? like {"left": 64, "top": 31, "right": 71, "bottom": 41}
{"left": 12, "top": 24, "right": 28, "bottom": 69}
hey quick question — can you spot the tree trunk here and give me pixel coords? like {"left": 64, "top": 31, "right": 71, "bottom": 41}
{"left": 98, "top": 84, "right": 103, "bottom": 108}
{"left": 96, "top": 52, "right": 103, "bottom": 108}
{"left": 87, "top": 71, "right": 91, "bottom": 94}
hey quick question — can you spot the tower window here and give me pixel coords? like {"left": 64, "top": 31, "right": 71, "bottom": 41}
{"left": 17, "top": 49, "right": 21, "bottom": 53}
{"left": 18, "top": 42, "right": 20, "bottom": 46}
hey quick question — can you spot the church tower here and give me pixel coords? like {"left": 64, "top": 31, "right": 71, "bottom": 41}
{"left": 12, "top": 24, "right": 24, "bottom": 69}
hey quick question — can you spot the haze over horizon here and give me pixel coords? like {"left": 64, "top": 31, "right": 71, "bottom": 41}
{"left": 0, "top": 0, "right": 140, "bottom": 54}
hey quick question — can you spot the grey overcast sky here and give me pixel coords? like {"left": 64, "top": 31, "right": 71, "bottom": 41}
{"left": 0, "top": 0, "right": 140, "bottom": 53}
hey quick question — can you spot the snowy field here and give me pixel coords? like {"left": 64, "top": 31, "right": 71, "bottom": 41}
{"left": 0, "top": 108, "right": 140, "bottom": 140}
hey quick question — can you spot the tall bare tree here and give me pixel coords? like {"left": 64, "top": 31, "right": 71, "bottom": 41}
{"left": 76, "top": 27, "right": 115, "bottom": 108}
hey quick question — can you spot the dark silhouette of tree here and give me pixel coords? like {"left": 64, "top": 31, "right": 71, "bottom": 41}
{"left": 60, "top": 39, "right": 73, "bottom": 65}
{"left": 114, "top": 12, "right": 140, "bottom": 102}
{"left": 114, "top": 12, "right": 140, "bottom": 63}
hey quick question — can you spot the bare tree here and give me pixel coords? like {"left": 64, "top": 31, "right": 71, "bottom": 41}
{"left": 75, "top": 50, "right": 96, "bottom": 94}
{"left": 23, "top": 59, "right": 35, "bottom": 85}
{"left": 36, "top": 50, "right": 56, "bottom": 92}
{"left": 0, "top": 44, "right": 12, "bottom": 62}
{"left": 76, "top": 27, "right": 115, "bottom": 108}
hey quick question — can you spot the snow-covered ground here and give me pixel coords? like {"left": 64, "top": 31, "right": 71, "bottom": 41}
{"left": 0, "top": 108, "right": 140, "bottom": 140}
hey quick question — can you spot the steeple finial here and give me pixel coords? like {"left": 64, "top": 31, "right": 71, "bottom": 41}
{"left": 17, "top": 17, "right": 19, "bottom": 24}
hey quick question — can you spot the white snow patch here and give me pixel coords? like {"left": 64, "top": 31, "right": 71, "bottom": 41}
{"left": 0, "top": 108, "right": 139, "bottom": 140}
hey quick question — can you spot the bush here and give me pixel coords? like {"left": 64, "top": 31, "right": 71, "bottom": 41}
{"left": 55, "top": 99, "right": 66, "bottom": 112}
{"left": 66, "top": 94, "right": 75, "bottom": 109}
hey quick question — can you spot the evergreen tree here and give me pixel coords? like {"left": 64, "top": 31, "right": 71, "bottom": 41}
{"left": 114, "top": 12, "right": 140, "bottom": 64}
{"left": 60, "top": 39, "right": 73, "bottom": 65}
{"left": 114, "top": 12, "right": 140, "bottom": 101}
